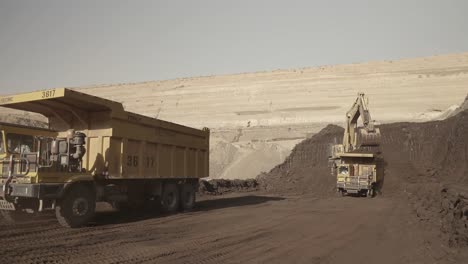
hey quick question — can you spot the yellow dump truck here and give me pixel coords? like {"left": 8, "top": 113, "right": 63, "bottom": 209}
{"left": 331, "top": 151, "right": 383, "bottom": 197}
{"left": 0, "top": 88, "right": 209, "bottom": 227}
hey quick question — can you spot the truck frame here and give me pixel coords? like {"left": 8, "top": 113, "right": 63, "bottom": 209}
{"left": 0, "top": 88, "right": 209, "bottom": 227}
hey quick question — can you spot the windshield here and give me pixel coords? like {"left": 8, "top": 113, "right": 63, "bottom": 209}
{"left": 338, "top": 166, "right": 349, "bottom": 175}
{"left": 6, "top": 133, "right": 35, "bottom": 154}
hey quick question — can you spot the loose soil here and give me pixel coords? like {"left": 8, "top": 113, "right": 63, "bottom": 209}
{"left": 1, "top": 193, "right": 467, "bottom": 264}
{"left": 199, "top": 179, "right": 259, "bottom": 195}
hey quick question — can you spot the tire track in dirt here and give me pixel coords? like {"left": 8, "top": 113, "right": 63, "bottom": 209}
{"left": 1, "top": 192, "right": 466, "bottom": 263}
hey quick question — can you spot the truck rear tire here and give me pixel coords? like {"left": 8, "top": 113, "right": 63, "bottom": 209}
{"left": 180, "top": 183, "right": 196, "bottom": 211}
{"left": 161, "top": 183, "right": 179, "bottom": 213}
{"left": 55, "top": 185, "right": 96, "bottom": 228}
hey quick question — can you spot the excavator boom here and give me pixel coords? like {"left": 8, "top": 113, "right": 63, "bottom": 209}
{"left": 342, "top": 93, "right": 381, "bottom": 153}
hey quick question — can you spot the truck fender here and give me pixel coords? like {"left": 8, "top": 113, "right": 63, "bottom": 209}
{"left": 59, "top": 176, "right": 96, "bottom": 199}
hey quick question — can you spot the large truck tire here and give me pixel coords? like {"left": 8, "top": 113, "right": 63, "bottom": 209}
{"left": 161, "top": 183, "right": 179, "bottom": 213}
{"left": 55, "top": 184, "right": 96, "bottom": 228}
{"left": 179, "top": 183, "right": 196, "bottom": 211}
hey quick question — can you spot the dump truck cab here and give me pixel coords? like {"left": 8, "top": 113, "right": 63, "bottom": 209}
{"left": 0, "top": 122, "right": 93, "bottom": 198}
{"left": 0, "top": 88, "right": 210, "bottom": 227}
{"left": 334, "top": 153, "right": 378, "bottom": 196}
{"left": 0, "top": 123, "right": 85, "bottom": 215}
{"left": 0, "top": 122, "right": 59, "bottom": 183}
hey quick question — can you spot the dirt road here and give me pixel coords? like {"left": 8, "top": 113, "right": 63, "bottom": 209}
{"left": 0, "top": 193, "right": 465, "bottom": 264}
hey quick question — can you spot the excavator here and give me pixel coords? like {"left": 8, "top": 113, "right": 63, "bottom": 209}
{"left": 329, "top": 93, "right": 383, "bottom": 197}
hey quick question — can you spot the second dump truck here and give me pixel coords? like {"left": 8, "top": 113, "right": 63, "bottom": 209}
{"left": 0, "top": 88, "right": 209, "bottom": 227}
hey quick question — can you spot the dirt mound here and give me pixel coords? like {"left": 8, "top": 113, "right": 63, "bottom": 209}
{"left": 199, "top": 179, "right": 259, "bottom": 195}
{"left": 258, "top": 109, "right": 468, "bottom": 246}
{"left": 257, "top": 124, "right": 343, "bottom": 196}
{"left": 440, "top": 185, "right": 468, "bottom": 246}
{"left": 259, "top": 110, "right": 468, "bottom": 193}
{"left": 381, "top": 110, "right": 468, "bottom": 189}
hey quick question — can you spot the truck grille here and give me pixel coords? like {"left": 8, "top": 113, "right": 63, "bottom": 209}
{"left": 338, "top": 176, "right": 370, "bottom": 190}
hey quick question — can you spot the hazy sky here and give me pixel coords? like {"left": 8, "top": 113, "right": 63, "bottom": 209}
{"left": 1, "top": 0, "right": 467, "bottom": 94}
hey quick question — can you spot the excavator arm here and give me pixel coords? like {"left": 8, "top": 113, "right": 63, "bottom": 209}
{"left": 342, "top": 93, "right": 380, "bottom": 152}
{"left": 346, "top": 94, "right": 374, "bottom": 131}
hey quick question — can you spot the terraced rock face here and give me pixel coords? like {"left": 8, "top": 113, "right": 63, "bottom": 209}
{"left": 77, "top": 52, "right": 468, "bottom": 128}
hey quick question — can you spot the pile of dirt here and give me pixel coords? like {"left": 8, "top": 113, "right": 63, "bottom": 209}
{"left": 257, "top": 124, "right": 343, "bottom": 196}
{"left": 440, "top": 185, "right": 468, "bottom": 246}
{"left": 258, "top": 110, "right": 468, "bottom": 246}
{"left": 408, "top": 182, "right": 468, "bottom": 248}
{"left": 381, "top": 111, "right": 468, "bottom": 189}
{"left": 259, "top": 110, "right": 468, "bottom": 194}
{"left": 198, "top": 179, "right": 259, "bottom": 195}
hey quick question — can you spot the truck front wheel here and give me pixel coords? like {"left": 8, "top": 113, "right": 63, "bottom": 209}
{"left": 55, "top": 185, "right": 96, "bottom": 228}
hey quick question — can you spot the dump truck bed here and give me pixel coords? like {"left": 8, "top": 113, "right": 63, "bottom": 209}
{"left": 0, "top": 88, "right": 209, "bottom": 180}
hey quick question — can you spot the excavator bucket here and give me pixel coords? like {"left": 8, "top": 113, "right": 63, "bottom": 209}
{"left": 357, "top": 127, "right": 381, "bottom": 147}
